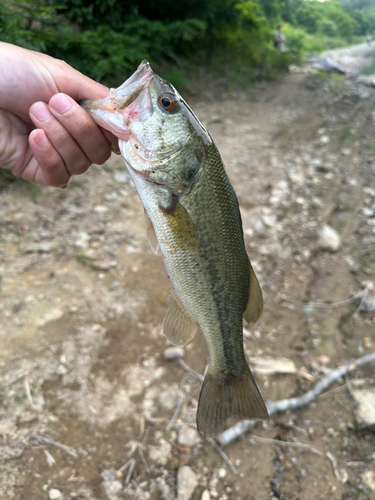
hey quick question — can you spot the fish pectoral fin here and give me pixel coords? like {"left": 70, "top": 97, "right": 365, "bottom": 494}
{"left": 163, "top": 290, "right": 198, "bottom": 347}
{"left": 144, "top": 209, "right": 159, "bottom": 255}
{"left": 243, "top": 265, "right": 263, "bottom": 325}
{"left": 196, "top": 365, "right": 268, "bottom": 437}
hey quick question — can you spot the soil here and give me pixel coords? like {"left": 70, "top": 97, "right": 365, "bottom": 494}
{"left": 1, "top": 54, "right": 375, "bottom": 500}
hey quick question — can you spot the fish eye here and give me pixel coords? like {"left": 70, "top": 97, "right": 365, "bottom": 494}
{"left": 158, "top": 94, "right": 176, "bottom": 111}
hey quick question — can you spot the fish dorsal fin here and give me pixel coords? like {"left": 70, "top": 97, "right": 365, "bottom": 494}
{"left": 144, "top": 209, "right": 159, "bottom": 255}
{"left": 163, "top": 290, "right": 198, "bottom": 347}
{"left": 243, "top": 265, "right": 263, "bottom": 325}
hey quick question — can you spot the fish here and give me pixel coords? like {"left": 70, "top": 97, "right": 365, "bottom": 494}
{"left": 81, "top": 61, "right": 268, "bottom": 435}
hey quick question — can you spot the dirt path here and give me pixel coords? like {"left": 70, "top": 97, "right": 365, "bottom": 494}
{"left": 1, "top": 69, "right": 375, "bottom": 500}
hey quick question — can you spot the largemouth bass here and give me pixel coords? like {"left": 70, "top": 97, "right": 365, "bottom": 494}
{"left": 82, "top": 61, "right": 268, "bottom": 435}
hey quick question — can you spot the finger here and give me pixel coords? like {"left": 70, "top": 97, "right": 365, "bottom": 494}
{"left": 30, "top": 101, "right": 91, "bottom": 176}
{"left": 49, "top": 93, "right": 112, "bottom": 165}
{"left": 28, "top": 129, "right": 70, "bottom": 187}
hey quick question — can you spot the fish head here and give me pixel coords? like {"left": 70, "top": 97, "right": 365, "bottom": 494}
{"left": 82, "top": 61, "right": 211, "bottom": 192}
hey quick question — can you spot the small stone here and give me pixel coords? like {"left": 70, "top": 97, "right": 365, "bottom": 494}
{"left": 361, "top": 470, "right": 375, "bottom": 491}
{"left": 163, "top": 347, "right": 184, "bottom": 361}
{"left": 352, "top": 389, "right": 375, "bottom": 430}
{"left": 49, "top": 489, "right": 63, "bottom": 500}
{"left": 113, "top": 170, "right": 130, "bottom": 183}
{"left": 178, "top": 425, "right": 200, "bottom": 447}
{"left": 218, "top": 468, "right": 227, "bottom": 479}
{"left": 201, "top": 490, "right": 211, "bottom": 500}
{"left": 319, "top": 135, "right": 330, "bottom": 144}
{"left": 318, "top": 225, "right": 341, "bottom": 252}
{"left": 178, "top": 466, "right": 198, "bottom": 500}
{"left": 36, "top": 308, "right": 64, "bottom": 327}
{"left": 262, "top": 214, "right": 277, "bottom": 227}
{"left": 104, "top": 191, "right": 119, "bottom": 201}
{"left": 342, "top": 148, "right": 352, "bottom": 156}
{"left": 74, "top": 231, "right": 90, "bottom": 249}
{"left": 93, "top": 205, "right": 109, "bottom": 213}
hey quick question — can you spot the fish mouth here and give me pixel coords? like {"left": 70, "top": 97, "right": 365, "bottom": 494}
{"left": 81, "top": 60, "right": 154, "bottom": 141}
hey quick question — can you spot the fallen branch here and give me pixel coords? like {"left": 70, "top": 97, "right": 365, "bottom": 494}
{"left": 218, "top": 351, "right": 375, "bottom": 446}
{"left": 282, "top": 289, "right": 365, "bottom": 310}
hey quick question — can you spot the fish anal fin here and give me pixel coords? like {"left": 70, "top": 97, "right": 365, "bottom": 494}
{"left": 243, "top": 265, "right": 263, "bottom": 325}
{"left": 144, "top": 209, "right": 159, "bottom": 255}
{"left": 196, "top": 365, "right": 268, "bottom": 436}
{"left": 163, "top": 290, "right": 198, "bottom": 347}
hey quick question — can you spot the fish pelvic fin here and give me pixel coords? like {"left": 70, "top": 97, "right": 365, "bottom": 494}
{"left": 163, "top": 290, "right": 198, "bottom": 347}
{"left": 196, "top": 365, "right": 268, "bottom": 436}
{"left": 243, "top": 264, "right": 263, "bottom": 325}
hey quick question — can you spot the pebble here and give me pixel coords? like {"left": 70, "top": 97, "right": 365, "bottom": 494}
{"left": 218, "top": 468, "right": 227, "bottom": 479}
{"left": 178, "top": 425, "right": 200, "bottom": 447}
{"left": 49, "top": 489, "right": 63, "bottom": 500}
{"left": 352, "top": 389, "right": 375, "bottom": 430}
{"left": 320, "top": 135, "right": 330, "bottom": 144}
{"left": 93, "top": 205, "right": 109, "bottom": 213}
{"left": 201, "top": 490, "right": 211, "bottom": 500}
{"left": 74, "top": 231, "right": 90, "bottom": 249}
{"left": 361, "top": 470, "right": 375, "bottom": 491}
{"left": 163, "top": 347, "right": 184, "bottom": 360}
{"left": 113, "top": 170, "right": 130, "bottom": 183}
{"left": 318, "top": 224, "right": 341, "bottom": 252}
{"left": 178, "top": 466, "right": 198, "bottom": 500}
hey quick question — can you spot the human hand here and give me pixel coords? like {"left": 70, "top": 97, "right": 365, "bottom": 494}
{"left": 0, "top": 42, "right": 119, "bottom": 187}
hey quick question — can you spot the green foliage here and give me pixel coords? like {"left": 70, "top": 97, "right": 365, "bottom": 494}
{"left": 1, "top": 0, "right": 374, "bottom": 91}
{"left": 318, "top": 18, "right": 339, "bottom": 38}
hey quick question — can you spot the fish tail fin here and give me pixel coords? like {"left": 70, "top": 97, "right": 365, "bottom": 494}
{"left": 196, "top": 365, "right": 268, "bottom": 436}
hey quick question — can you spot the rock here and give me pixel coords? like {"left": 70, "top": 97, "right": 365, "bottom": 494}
{"left": 178, "top": 425, "right": 200, "bottom": 447}
{"left": 262, "top": 214, "right": 277, "bottom": 227}
{"left": 318, "top": 225, "right": 341, "bottom": 252}
{"left": 250, "top": 356, "right": 297, "bottom": 375}
{"left": 113, "top": 170, "right": 130, "bottom": 183}
{"left": 177, "top": 466, "right": 198, "bottom": 500}
{"left": 105, "top": 191, "right": 119, "bottom": 201}
{"left": 93, "top": 205, "right": 109, "bottom": 213}
{"left": 218, "top": 468, "right": 227, "bottom": 479}
{"left": 35, "top": 308, "right": 64, "bottom": 327}
{"left": 361, "top": 470, "right": 375, "bottom": 491}
{"left": 352, "top": 389, "right": 375, "bottom": 430}
{"left": 201, "top": 491, "right": 211, "bottom": 500}
{"left": 163, "top": 347, "right": 184, "bottom": 361}
{"left": 101, "top": 470, "right": 123, "bottom": 498}
{"left": 319, "top": 135, "right": 330, "bottom": 144}
{"left": 49, "top": 489, "right": 63, "bottom": 500}
{"left": 74, "top": 231, "right": 90, "bottom": 249}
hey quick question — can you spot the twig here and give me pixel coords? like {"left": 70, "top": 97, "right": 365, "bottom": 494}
{"left": 282, "top": 289, "right": 365, "bottom": 310}
{"left": 218, "top": 351, "right": 375, "bottom": 446}
{"left": 39, "top": 436, "right": 79, "bottom": 459}
{"left": 126, "top": 458, "right": 136, "bottom": 483}
{"left": 23, "top": 376, "right": 35, "bottom": 410}
{"left": 116, "top": 458, "right": 135, "bottom": 478}
{"left": 207, "top": 437, "right": 237, "bottom": 475}
{"left": 177, "top": 359, "right": 204, "bottom": 383}
{"left": 250, "top": 435, "right": 342, "bottom": 481}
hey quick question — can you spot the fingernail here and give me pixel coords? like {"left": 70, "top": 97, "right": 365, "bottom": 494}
{"left": 32, "top": 103, "right": 51, "bottom": 122}
{"left": 50, "top": 94, "right": 72, "bottom": 114}
{"left": 34, "top": 131, "right": 49, "bottom": 149}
